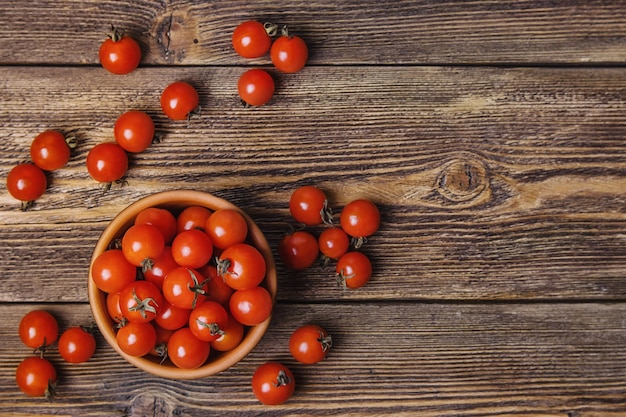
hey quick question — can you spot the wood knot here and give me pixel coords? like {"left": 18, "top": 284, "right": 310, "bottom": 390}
{"left": 435, "top": 155, "right": 491, "bottom": 206}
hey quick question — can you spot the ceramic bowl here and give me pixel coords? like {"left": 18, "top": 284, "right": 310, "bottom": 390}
{"left": 88, "top": 190, "right": 277, "bottom": 379}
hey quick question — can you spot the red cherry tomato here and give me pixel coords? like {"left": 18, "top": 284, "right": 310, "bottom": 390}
{"left": 171, "top": 228, "right": 213, "bottom": 269}
{"left": 278, "top": 230, "right": 319, "bottom": 270}
{"left": 91, "top": 249, "right": 137, "bottom": 294}
{"left": 199, "top": 264, "right": 234, "bottom": 306}
{"left": 6, "top": 163, "right": 47, "bottom": 208}
{"left": 143, "top": 246, "right": 178, "bottom": 290}
{"left": 167, "top": 327, "right": 210, "bottom": 369}
{"left": 116, "top": 321, "right": 156, "bottom": 357}
{"left": 155, "top": 300, "right": 191, "bottom": 331}
{"left": 289, "top": 185, "right": 331, "bottom": 226}
{"left": 18, "top": 310, "right": 59, "bottom": 350}
{"left": 205, "top": 208, "right": 248, "bottom": 250}
{"left": 218, "top": 243, "right": 266, "bottom": 291}
{"left": 135, "top": 207, "right": 178, "bottom": 245}
{"left": 232, "top": 20, "right": 274, "bottom": 58}
{"left": 30, "top": 130, "right": 71, "bottom": 171}
{"left": 176, "top": 205, "right": 212, "bottom": 233}
{"left": 336, "top": 251, "right": 372, "bottom": 289}
{"left": 149, "top": 325, "right": 174, "bottom": 358}
{"left": 16, "top": 357, "right": 57, "bottom": 398}
{"left": 251, "top": 362, "right": 295, "bottom": 405}
{"left": 86, "top": 142, "right": 128, "bottom": 184}
{"left": 160, "top": 81, "right": 199, "bottom": 121}
{"left": 106, "top": 291, "right": 124, "bottom": 323}
{"left": 270, "top": 30, "right": 308, "bottom": 73}
{"left": 114, "top": 110, "right": 155, "bottom": 153}
{"left": 99, "top": 27, "right": 141, "bottom": 75}
{"left": 118, "top": 280, "right": 163, "bottom": 323}
{"left": 238, "top": 69, "right": 275, "bottom": 107}
{"left": 229, "top": 286, "right": 273, "bottom": 326}
{"left": 162, "top": 266, "right": 208, "bottom": 309}
{"left": 318, "top": 227, "right": 350, "bottom": 260}
{"left": 58, "top": 326, "right": 97, "bottom": 364}
{"left": 289, "top": 324, "right": 332, "bottom": 364}
{"left": 121, "top": 223, "right": 165, "bottom": 270}
{"left": 339, "top": 199, "right": 380, "bottom": 239}
{"left": 210, "top": 314, "right": 244, "bottom": 352}
{"left": 189, "top": 300, "right": 229, "bottom": 342}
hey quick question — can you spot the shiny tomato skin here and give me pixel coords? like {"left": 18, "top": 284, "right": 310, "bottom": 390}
{"left": 6, "top": 163, "right": 47, "bottom": 203}
{"left": 114, "top": 110, "right": 155, "bottom": 153}
{"left": 16, "top": 357, "right": 57, "bottom": 397}
{"left": 91, "top": 249, "right": 137, "bottom": 294}
{"left": 143, "top": 246, "right": 178, "bottom": 290}
{"left": 18, "top": 310, "right": 59, "bottom": 349}
{"left": 289, "top": 324, "right": 332, "bottom": 364}
{"left": 238, "top": 69, "right": 275, "bottom": 106}
{"left": 58, "top": 326, "right": 97, "bottom": 364}
{"left": 199, "top": 264, "right": 233, "bottom": 306}
{"left": 116, "top": 321, "right": 156, "bottom": 357}
{"left": 176, "top": 205, "right": 212, "bottom": 233}
{"left": 106, "top": 291, "right": 124, "bottom": 323}
{"left": 251, "top": 362, "right": 295, "bottom": 405}
{"left": 167, "top": 327, "right": 211, "bottom": 369}
{"left": 189, "top": 300, "right": 229, "bottom": 342}
{"left": 270, "top": 35, "right": 308, "bottom": 73}
{"left": 229, "top": 286, "right": 273, "bottom": 326}
{"left": 289, "top": 185, "right": 328, "bottom": 226}
{"left": 118, "top": 280, "right": 163, "bottom": 323}
{"left": 278, "top": 230, "right": 319, "bottom": 271}
{"left": 135, "top": 207, "right": 178, "bottom": 244}
{"left": 30, "top": 130, "right": 70, "bottom": 171}
{"left": 232, "top": 20, "right": 272, "bottom": 58}
{"left": 162, "top": 266, "right": 207, "bottom": 309}
{"left": 155, "top": 299, "right": 191, "bottom": 331}
{"left": 86, "top": 142, "right": 128, "bottom": 183}
{"left": 171, "top": 228, "right": 213, "bottom": 269}
{"left": 218, "top": 243, "right": 266, "bottom": 291}
{"left": 160, "top": 81, "right": 199, "bottom": 121}
{"left": 99, "top": 33, "right": 141, "bottom": 75}
{"left": 121, "top": 223, "right": 165, "bottom": 269}
{"left": 210, "top": 313, "right": 244, "bottom": 352}
{"left": 205, "top": 208, "right": 248, "bottom": 250}
{"left": 318, "top": 227, "right": 350, "bottom": 260}
{"left": 339, "top": 199, "right": 380, "bottom": 238}
{"left": 335, "top": 251, "right": 372, "bottom": 289}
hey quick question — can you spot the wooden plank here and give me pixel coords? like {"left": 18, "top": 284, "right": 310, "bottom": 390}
{"left": 1, "top": 1, "right": 626, "bottom": 66}
{"left": 0, "top": 302, "right": 625, "bottom": 416}
{"left": 1, "top": 66, "right": 626, "bottom": 303}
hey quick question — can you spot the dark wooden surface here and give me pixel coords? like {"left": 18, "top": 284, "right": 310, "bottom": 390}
{"left": 1, "top": 1, "right": 626, "bottom": 416}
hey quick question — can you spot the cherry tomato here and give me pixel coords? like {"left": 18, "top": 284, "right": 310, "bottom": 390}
{"left": 199, "top": 264, "right": 233, "bottom": 306}
{"left": 289, "top": 324, "right": 332, "bottom": 364}
{"left": 155, "top": 300, "right": 191, "bottom": 331}
{"left": 318, "top": 227, "right": 350, "bottom": 260}
{"left": 210, "top": 314, "right": 244, "bottom": 352}
{"left": 149, "top": 325, "right": 174, "bottom": 358}
{"left": 86, "top": 142, "right": 128, "bottom": 184}
{"left": 99, "top": 27, "right": 141, "bottom": 75}
{"left": 116, "top": 321, "right": 156, "bottom": 357}
{"left": 336, "top": 251, "right": 372, "bottom": 289}
{"left": 118, "top": 280, "right": 163, "bottom": 323}
{"left": 58, "top": 326, "right": 97, "bottom": 364}
{"left": 167, "top": 327, "right": 210, "bottom": 369}
{"left": 251, "top": 362, "right": 295, "bottom": 405}
{"left": 19, "top": 310, "right": 59, "bottom": 350}
{"left": 160, "top": 81, "right": 199, "bottom": 121}
{"left": 270, "top": 29, "right": 308, "bottom": 73}
{"left": 135, "top": 207, "right": 177, "bottom": 244}
{"left": 229, "top": 286, "right": 273, "bottom": 326}
{"left": 176, "top": 205, "right": 212, "bottom": 233}
{"left": 238, "top": 69, "right": 275, "bottom": 107}
{"left": 171, "top": 228, "right": 213, "bottom": 269}
{"left": 114, "top": 110, "right": 155, "bottom": 153}
{"left": 6, "top": 163, "right": 47, "bottom": 208}
{"left": 339, "top": 199, "right": 380, "bottom": 240}
{"left": 121, "top": 223, "right": 165, "bottom": 271}
{"left": 278, "top": 230, "right": 319, "bottom": 270}
{"left": 30, "top": 130, "right": 71, "bottom": 171}
{"left": 91, "top": 249, "right": 137, "bottom": 294}
{"left": 218, "top": 243, "right": 266, "bottom": 291}
{"left": 289, "top": 185, "right": 331, "bottom": 226}
{"left": 189, "top": 300, "right": 229, "bottom": 342}
{"left": 205, "top": 208, "right": 248, "bottom": 250}
{"left": 106, "top": 291, "right": 124, "bottom": 323}
{"left": 162, "top": 266, "right": 207, "bottom": 309}
{"left": 16, "top": 357, "right": 57, "bottom": 398}
{"left": 232, "top": 20, "right": 274, "bottom": 58}
{"left": 143, "top": 246, "right": 178, "bottom": 290}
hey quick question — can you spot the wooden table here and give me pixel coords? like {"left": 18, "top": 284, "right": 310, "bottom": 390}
{"left": 2, "top": 1, "right": 626, "bottom": 415}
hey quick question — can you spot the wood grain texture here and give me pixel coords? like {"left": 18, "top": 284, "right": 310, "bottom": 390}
{"left": 1, "top": 0, "right": 626, "bottom": 66}
{"left": 1, "top": 302, "right": 625, "bottom": 416}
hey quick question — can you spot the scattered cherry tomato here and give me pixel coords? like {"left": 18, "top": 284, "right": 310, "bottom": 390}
{"left": 167, "top": 327, "right": 210, "bottom": 369}
{"left": 19, "top": 310, "right": 59, "bottom": 350}
{"left": 99, "top": 27, "right": 141, "bottom": 75}
{"left": 114, "top": 110, "right": 155, "bottom": 153}
{"left": 116, "top": 320, "right": 156, "bottom": 357}
{"left": 336, "top": 251, "right": 372, "bottom": 289}
{"left": 251, "top": 362, "right": 295, "bottom": 405}
{"left": 205, "top": 208, "right": 248, "bottom": 250}
{"left": 171, "top": 228, "right": 213, "bottom": 269}
{"left": 232, "top": 20, "right": 275, "bottom": 58}
{"left": 278, "top": 230, "right": 319, "bottom": 270}
{"left": 318, "top": 227, "right": 350, "bottom": 260}
{"left": 58, "top": 326, "right": 97, "bottom": 364}
{"left": 160, "top": 81, "right": 199, "bottom": 121}
{"left": 15, "top": 356, "right": 57, "bottom": 398}
{"left": 6, "top": 163, "right": 47, "bottom": 209}
{"left": 270, "top": 28, "right": 308, "bottom": 73}
{"left": 188, "top": 300, "right": 229, "bottom": 342}
{"left": 289, "top": 324, "right": 332, "bottom": 364}
{"left": 229, "top": 286, "right": 273, "bottom": 326}
{"left": 289, "top": 185, "right": 331, "bottom": 226}
{"left": 238, "top": 69, "right": 275, "bottom": 107}
{"left": 218, "top": 243, "right": 266, "bottom": 291}
{"left": 121, "top": 223, "right": 165, "bottom": 271}
{"left": 86, "top": 142, "right": 128, "bottom": 184}
{"left": 162, "top": 266, "right": 207, "bottom": 309}
{"left": 339, "top": 199, "right": 380, "bottom": 240}
{"left": 210, "top": 314, "right": 244, "bottom": 352}
{"left": 135, "top": 207, "right": 178, "bottom": 245}
{"left": 30, "top": 130, "right": 71, "bottom": 171}
{"left": 91, "top": 249, "right": 137, "bottom": 294}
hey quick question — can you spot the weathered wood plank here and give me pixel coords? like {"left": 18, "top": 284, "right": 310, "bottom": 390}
{"left": 0, "top": 302, "right": 625, "bottom": 416}
{"left": 1, "top": 1, "right": 626, "bottom": 66}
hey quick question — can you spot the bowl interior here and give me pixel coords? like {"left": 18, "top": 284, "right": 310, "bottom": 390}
{"left": 88, "top": 190, "right": 277, "bottom": 380}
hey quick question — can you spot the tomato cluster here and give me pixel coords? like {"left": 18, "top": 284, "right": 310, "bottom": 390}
{"left": 16, "top": 309, "right": 96, "bottom": 398}
{"left": 92, "top": 205, "right": 272, "bottom": 369}
{"left": 279, "top": 185, "right": 380, "bottom": 289}
{"left": 232, "top": 20, "right": 309, "bottom": 107}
